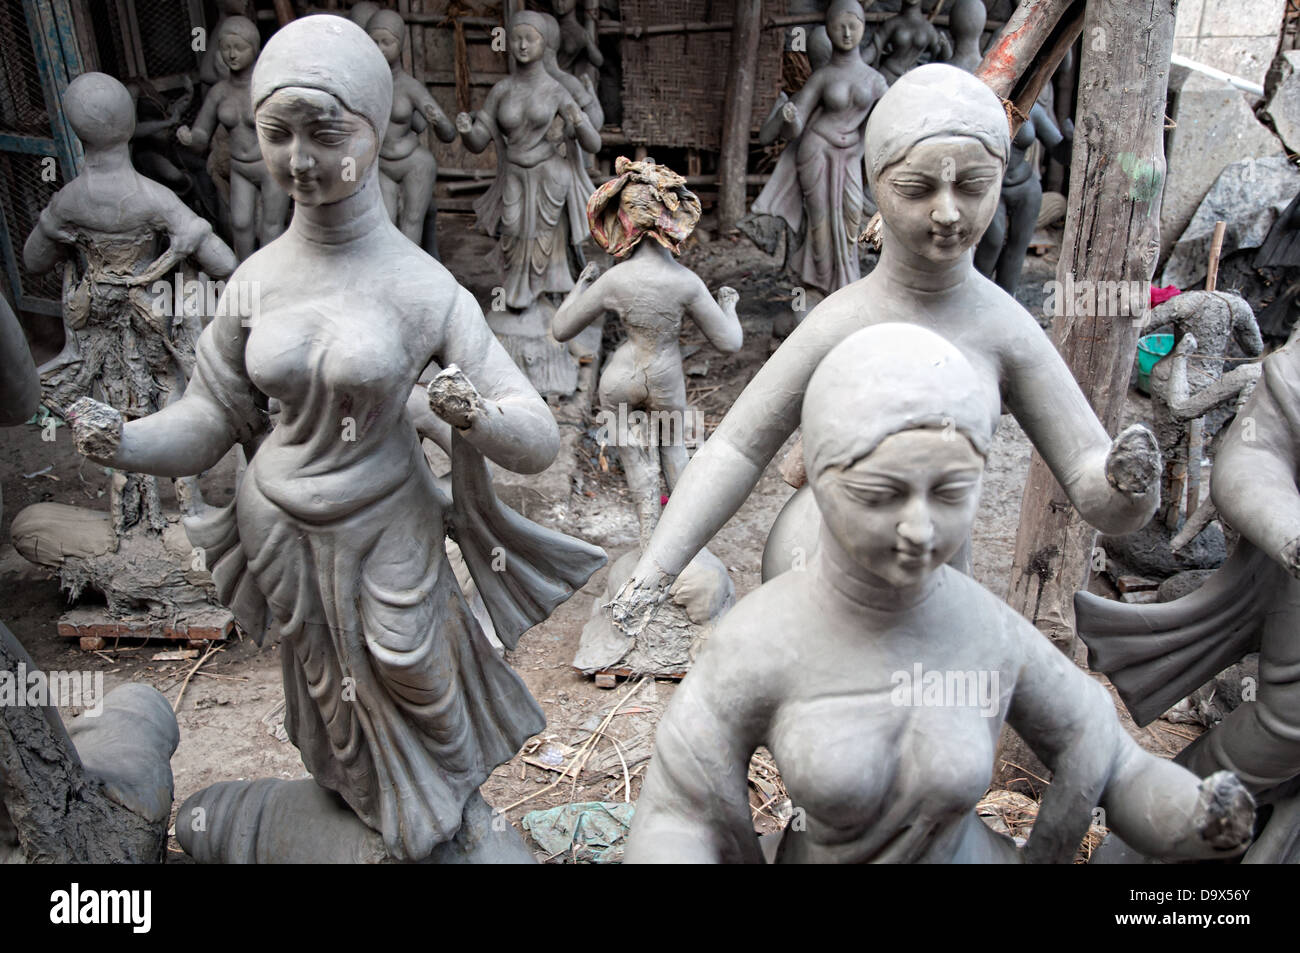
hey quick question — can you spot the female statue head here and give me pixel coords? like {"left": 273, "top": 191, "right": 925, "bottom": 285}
{"left": 949, "top": 0, "right": 988, "bottom": 46}
{"left": 64, "top": 72, "right": 136, "bottom": 148}
{"left": 825, "top": 0, "right": 866, "bottom": 51}
{"left": 864, "top": 63, "right": 1009, "bottom": 263}
{"left": 252, "top": 15, "right": 391, "bottom": 207}
{"left": 216, "top": 15, "right": 261, "bottom": 73}
{"left": 803, "top": 323, "right": 992, "bottom": 587}
{"left": 509, "top": 10, "right": 550, "bottom": 65}
{"left": 349, "top": 1, "right": 380, "bottom": 28}
{"left": 367, "top": 9, "right": 406, "bottom": 67}
{"left": 587, "top": 156, "right": 702, "bottom": 257}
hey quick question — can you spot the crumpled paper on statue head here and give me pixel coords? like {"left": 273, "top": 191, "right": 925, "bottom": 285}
{"left": 587, "top": 156, "right": 701, "bottom": 258}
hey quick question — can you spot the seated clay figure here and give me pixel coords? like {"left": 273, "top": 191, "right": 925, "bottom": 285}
{"left": 609, "top": 65, "right": 1161, "bottom": 637}
{"left": 625, "top": 323, "right": 1255, "bottom": 864}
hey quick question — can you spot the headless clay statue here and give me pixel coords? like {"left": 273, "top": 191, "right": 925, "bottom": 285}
{"left": 753, "top": 0, "right": 888, "bottom": 300}
{"left": 1078, "top": 330, "right": 1300, "bottom": 863}
{"left": 973, "top": 102, "right": 1070, "bottom": 297}
{"left": 868, "top": 0, "right": 951, "bottom": 84}
{"left": 554, "top": 158, "right": 743, "bottom": 676}
{"left": 19, "top": 72, "right": 236, "bottom": 553}
{"left": 67, "top": 16, "right": 605, "bottom": 864}
{"left": 625, "top": 323, "right": 1254, "bottom": 864}
{"left": 366, "top": 10, "right": 457, "bottom": 249}
{"left": 946, "top": 0, "right": 987, "bottom": 73}
{"left": 457, "top": 11, "right": 602, "bottom": 396}
{"left": 608, "top": 65, "right": 1161, "bottom": 640}
{"left": 179, "top": 16, "right": 290, "bottom": 261}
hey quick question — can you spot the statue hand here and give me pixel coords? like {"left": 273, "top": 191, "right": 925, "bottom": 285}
{"left": 561, "top": 102, "right": 585, "bottom": 127}
{"left": 608, "top": 561, "right": 675, "bottom": 636}
{"left": 716, "top": 286, "right": 739, "bottom": 311}
{"left": 427, "top": 364, "right": 481, "bottom": 430}
{"left": 1105, "top": 424, "right": 1161, "bottom": 497}
{"left": 67, "top": 397, "right": 123, "bottom": 464}
{"left": 781, "top": 101, "right": 798, "bottom": 124}
{"left": 1279, "top": 537, "right": 1300, "bottom": 579}
{"left": 455, "top": 112, "right": 474, "bottom": 135}
{"left": 1189, "top": 772, "right": 1254, "bottom": 855}
{"left": 176, "top": 124, "right": 193, "bottom": 146}
{"left": 578, "top": 262, "right": 600, "bottom": 285}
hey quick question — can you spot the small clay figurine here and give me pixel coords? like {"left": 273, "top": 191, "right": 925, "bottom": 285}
{"left": 867, "top": 0, "right": 952, "bottom": 84}
{"left": 625, "top": 324, "right": 1254, "bottom": 864}
{"left": 178, "top": 15, "right": 290, "bottom": 260}
{"left": 946, "top": 0, "right": 987, "bottom": 73}
{"left": 554, "top": 158, "right": 742, "bottom": 675}
{"left": 610, "top": 65, "right": 1161, "bottom": 637}
{"left": 973, "top": 102, "right": 1070, "bottom": 297}
{"left": 1077, "top": 331, "right": 1300, "bottom": 862}
{"left": 752, "top": 0, "right": 888, "bottom": 297}
{"left": 367, "top": 9, "right": 457, "bottom": 246}
{"left": 22, "top": 71, "right": 237, "bottom": 540}
{"left": 66, "top": 16, "right": 605, "bottom": 864}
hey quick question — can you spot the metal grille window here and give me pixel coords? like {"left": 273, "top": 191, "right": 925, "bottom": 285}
{"left": 84, "top": 0, "right": 202, "bottom": 83}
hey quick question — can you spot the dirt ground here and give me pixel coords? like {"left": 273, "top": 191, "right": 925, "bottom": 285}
{"left": 0, "top": 217, "right": 1193, "bottom": 862}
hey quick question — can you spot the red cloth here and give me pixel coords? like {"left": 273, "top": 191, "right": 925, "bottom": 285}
{"left": 1150, "top": 285, "right": 1180, "bottom": 308}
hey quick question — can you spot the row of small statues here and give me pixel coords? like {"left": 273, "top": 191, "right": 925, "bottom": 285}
{"left": 2, "top": 11, "right": 1295, "bottom": 864}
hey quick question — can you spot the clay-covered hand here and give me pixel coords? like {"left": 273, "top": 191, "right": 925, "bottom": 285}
{"left": 608, "top": 563, "right": 675, "bottom": 636}
{"left": 427, "top": 364, "right": 483, "bottom": 430}
{"left": 176, "top": 124, "right": 194, "bottom": 146}
{"left": 716, "top": 286, "right": 739, "bottom": 311}
{"left": 781, "top": 101, "right": 798, "bottom": 124}
{"left": 1104, "top": 424, "right": 1160, "bottom": 496}
{"left": 1279, "top": 536, "right": 1300, "bottom": 579}
{"left": 1183, "top": 771, "right": 1255, "bottom": 856}
{"left": 454, "top": 112, "right": 474, "bottom": 135}
{"left": 577, "top": 262, "right": 600, "bottom": 285}
{"left": 561, "top": 102, "right": 585, "bottom": 127}
{"left": 67, "top": 396, "right": 123, "bottom": 464}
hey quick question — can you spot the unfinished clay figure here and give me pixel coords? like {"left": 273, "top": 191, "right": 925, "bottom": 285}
{"left": 1077, "top": 331, "right": 1300, "bottom": 862}
{"left": 67, "top": 16, "right": 605, "bottom": 864}
{"left": 551, "top": 0, "right": 603, "bottom": 94}
{"left": 368, "top": 9, "right": 457, "bottom": 246}
{"left": 179, "top": 16, "right": 290, "bottom": 260}
{"left": 868, "top": 0, "right": 951, "bottom": 84}
{"left": 199, "top": 0, "right": 252, "bottom": 86}
{"left": 625, "top": 325, "right": 1253, "bottom": 864}
{"left": 554, "top": 158, "right": 742, "bottom": 675}
{"left": 21, "top": 71, "right": 237, "bottom": 540}
{"left": 752, "top": 0, "right": 887, "bottom": 296}
{"left": 610, "top": 64, "right": 1161, "bottom": 637}
{"left": 946, "top": 0, "right": 987, "bottom": 73}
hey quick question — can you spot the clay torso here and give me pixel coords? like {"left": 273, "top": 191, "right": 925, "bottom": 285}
{"left": 810, "top": 63, "right": 882, "bottom": 147}
{"left": 496, "top": 75, "right": 570, "bottom": 161}
{"left": 381, "top": 73, "right": 423, "bottom": 160}
{"left": 213, "top": 80, "right": 261, "bottom": 161}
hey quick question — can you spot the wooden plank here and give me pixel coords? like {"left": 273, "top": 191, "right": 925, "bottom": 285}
{"left": 717, "top": 0, "right": 762, "bottom": 230}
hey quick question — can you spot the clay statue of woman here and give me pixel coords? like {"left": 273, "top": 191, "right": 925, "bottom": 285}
{"left": 752, "top": 0, "right": 887, "bottom": 297}
{"left": 66, "top": 15, "right": 605, "bottom": 864}
{"left": 609, "top": 65, "right": 1161, "bottom": 637}
{"left": 199, "top": 0, "right": 251, "bottom": 86}
{"left": 178, "top": 15, "right": 290, "bottom": 260}
{"left": 946, "top": 0, "right": 987, "bottom": 73}
{"left": 973, "top": 102, "right": 1070, "bottom": 296}
{"left": 554, "top": 157, "right": 742, "bottom": 536}
{"left": 625, "top": 324, "right": 1254, "bottom": 864}
{"left": 367, "top": 9, "right": 457, "bottom": 246}
{"left": 22, "top": 72, "right": 237, "bottom": 538}
{"left": 456, "top": 10, "right": 602, "bottom": 310}
{"left": 1076, "top": 331, "right": 1300, "bottom": 862}
{"left": 552, "top": 0, "right": 603, "bottom": 91}
{"left": 868, "top": 0, "right": 952, "bottom": 84}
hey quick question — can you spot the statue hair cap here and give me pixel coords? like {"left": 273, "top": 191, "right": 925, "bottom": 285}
{"left": 826, "top": 0, "right": 866, "bottom": 23}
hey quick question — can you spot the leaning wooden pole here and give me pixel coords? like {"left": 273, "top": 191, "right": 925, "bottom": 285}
{"left": 1005, "top": 0, "right": 1176, "bottom": 652}
{"left": 717, "top": 0, "right": 762, "bottom": 231}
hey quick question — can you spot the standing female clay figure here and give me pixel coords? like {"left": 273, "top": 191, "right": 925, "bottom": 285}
{"left": 554, "top": 157, "right": 741, "bottom": 529}
{"left": 456, "top": 11, "right": 601, "bottom": 310}
{"left": 199, "top": 0, "right": 251, "bottom": 86}
{"left": 22, "top": 72, "right": 237, "bottom": 538}
{"left": 609, "top": 65, "right": 1160, "bottom": 635}
{"left": 178, "top": 16, "right": 290, "bottom": 261}
{"left": 752, "top": 0, "right": 887, "bottom": 297}
{"left": 625, "top": 324, "right": 1253, "bottom": 864}
{"left": 551, "top": 0, "right": 603, "bottom": 92}
{"left": 66, "top": 16, "right": 605, "bottom": 864}
{"left": 1077, "top": 332, "right": 1300, "bottom": 862}
{"left": 868, "top": 0, "right": 951, "bottom": 84}
{"left": 973, "top": 102, "right": 1070, "bottom": 296}
{"left": 367, "top": 10, "right": 457, "bottom": 246}
{"left": 946, "top": 0, "right": 987, "bottom": 73}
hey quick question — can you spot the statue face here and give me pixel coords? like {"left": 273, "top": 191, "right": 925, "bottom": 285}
{"left": 220, "top": 33, "right": 256, "bottom": 72}
{"left": 813, "top": 429, "right": 983, "bottom": 589}
{"left": 829, "top": 13, "right": 864, "bottom": 51}
{"left": 511, "top": 24, "right": 545, "bottom": 64}
{"left": 875, "top": 135, "right": 1003, "bottom": 263}
{"left": 554, "top": 0, "right": 577, "bottom": 14}
{"left": 256, "top": 88, "right": 379, "bottom": 208}
{"left": 370, "top": 28, "right": 401, "bottom": 65}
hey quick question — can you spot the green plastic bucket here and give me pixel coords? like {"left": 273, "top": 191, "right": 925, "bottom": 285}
{"left": 1136, "top": 333, "right": 1174, "bottom": 395}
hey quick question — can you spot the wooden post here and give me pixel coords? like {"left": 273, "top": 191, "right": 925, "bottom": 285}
{"left": 717, "top": 0, "right": 761, "bottom": 231}
{"left": 1005, "top": 0, "right": 1176, "bottom": 651}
